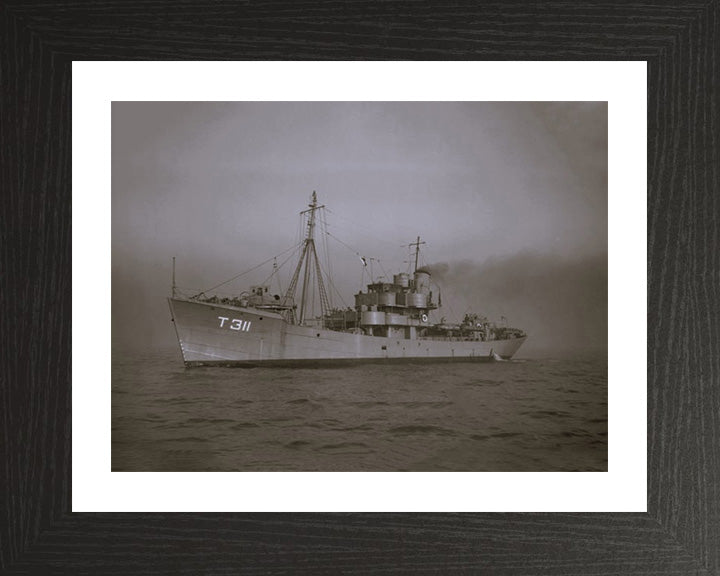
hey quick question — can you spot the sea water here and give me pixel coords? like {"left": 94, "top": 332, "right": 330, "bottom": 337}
{"left": 112, "top": 348, "right": 607, "bottom": 471}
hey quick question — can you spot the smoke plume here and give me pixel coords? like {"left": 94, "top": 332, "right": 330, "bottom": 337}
{"left": 426, "top": 252, "right": 607, "bottom": 355}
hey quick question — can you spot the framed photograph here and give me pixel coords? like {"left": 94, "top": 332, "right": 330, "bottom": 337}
{"left": 3, "top": 3, "right": 717, "bottom": 574}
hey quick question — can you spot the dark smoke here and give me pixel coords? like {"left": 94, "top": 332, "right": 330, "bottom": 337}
{"left": 427, "top": 252, "right": 607, "bottom": 355}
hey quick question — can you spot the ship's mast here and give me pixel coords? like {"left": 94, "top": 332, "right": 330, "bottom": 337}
{"left": 410, "top": 236, "right": 425, "bottom": 272}
{"left": 298, "top": 192, "right": 320, "bottom": 323}
{"left": 283, "top": 191, "right": 331, "bottom": 325}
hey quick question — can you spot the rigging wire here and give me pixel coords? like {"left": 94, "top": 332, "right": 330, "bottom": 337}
{"left": 324, "top": 206, "right": 410, "bottom": 250}
{"left": 260, "top": 243, "right": 303, "bottom": 289}
{"left": 324, "top": 229, "right": 374, "bottom": 290}
{"left": 326, "top": 276, "right": 350, "bottom": 309}
{"left": 275, "top": 259, "right": 284, "bottom": 296}
{"left": 376, "top": 259, "right": 391, "bottom": 283}
{"left": 317, "top": 209, "right": 352, "bottom": 309}
{"left": 295, "top": 210, "right": 305, "bottom": 248}
{"left": 324, "top": 229, "right": 363, "bottom": 258}
{"left": 311, "top": 267, "right": 316, "bottom": 318}
{"left": 325, "top": 229, "right": 408, "bottom": 287}
{"left": 191, "top": 241, "right": 303, "bottom": 298}
{"left": 319, "top": 208, "right": 335, "bottom": 309}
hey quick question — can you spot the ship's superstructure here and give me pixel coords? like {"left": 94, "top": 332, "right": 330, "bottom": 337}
{"left": 168, "top": 192, "right": 526, "bottom": 366}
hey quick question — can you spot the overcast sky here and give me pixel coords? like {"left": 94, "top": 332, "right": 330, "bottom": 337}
{"left": 112, "top": 102, "right": 607, "bottom": 354}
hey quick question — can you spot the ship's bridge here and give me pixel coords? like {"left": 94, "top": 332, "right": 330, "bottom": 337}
{"left": 347, "top": 269, "right": 437, "bottom": 339}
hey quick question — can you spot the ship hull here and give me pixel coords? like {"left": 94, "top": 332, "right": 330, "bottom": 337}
{"left": 169, "top": 298, "right": 526, "bottom": 367}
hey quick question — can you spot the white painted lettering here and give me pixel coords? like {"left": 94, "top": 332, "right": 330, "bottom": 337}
{"left": 220, "top": 317, "right": 253, "bottom": 332}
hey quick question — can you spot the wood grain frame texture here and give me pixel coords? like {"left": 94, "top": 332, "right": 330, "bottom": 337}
{"left": 1, "top": 1, "right": 718, "bottom": 574}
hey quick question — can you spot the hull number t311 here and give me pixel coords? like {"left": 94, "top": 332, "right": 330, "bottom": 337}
{"left": 218, "top": 316, "right": 252, "bottom": 332}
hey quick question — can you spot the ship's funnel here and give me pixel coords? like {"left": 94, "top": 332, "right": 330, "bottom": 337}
{"left": 414, "top": 268, "right": 431, "bottom": 295}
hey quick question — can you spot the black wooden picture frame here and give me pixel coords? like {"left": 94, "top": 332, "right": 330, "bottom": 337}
{"left": 2, "top": 2, "right": 718, "bottom": 574}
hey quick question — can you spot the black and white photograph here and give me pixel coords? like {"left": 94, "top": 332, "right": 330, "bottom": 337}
{"left": 112, "top": 101, "right": 608, "bottom": 472}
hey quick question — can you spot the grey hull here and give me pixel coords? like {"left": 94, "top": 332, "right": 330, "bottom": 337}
{"left": 169, "top": 298, "right": 526, "bottom": 367}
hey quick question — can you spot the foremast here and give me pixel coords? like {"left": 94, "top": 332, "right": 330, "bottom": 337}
{"left": 283, "top": 191, "right": 331, "bottom": 325}
{"left": 409, "top": 236, "right": 425, "bottom": 273}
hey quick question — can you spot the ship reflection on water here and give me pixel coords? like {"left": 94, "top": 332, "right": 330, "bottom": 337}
{"left": 112, "top": 348, "right": 607, "bottom": 472}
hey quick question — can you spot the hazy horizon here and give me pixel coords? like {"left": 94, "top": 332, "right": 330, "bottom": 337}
{"left": 112, "top": 101, "right": 607, "bottom": 356}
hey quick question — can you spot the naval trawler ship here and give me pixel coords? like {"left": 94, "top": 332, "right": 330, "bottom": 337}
{"left": 168, "top": 192, "right": 526, "bottom": 367}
